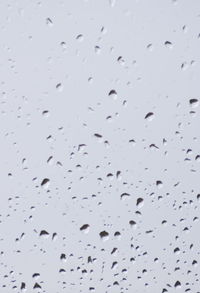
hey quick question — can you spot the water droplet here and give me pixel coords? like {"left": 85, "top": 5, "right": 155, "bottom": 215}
{"left": 136, "top": 198, "right": 144, "bottom": 208}
{"left": 32, "top": 273, "right": 40, "bottom": 280}
{"left": 41, "top": 178, "right": 50, "bottom": 189}
{"left": 99, "top": 231, "right": 109, "bottom": 241}
{"left": 189, "top": 98, "right": 199, "bottom": 108}
{"left": 60, "top": 253, "right": 67, "bottom": 262}
{"left": 195, "top": 155, "right": 200, "bottom": 162}
{"left": 47, "top": 156, "right": 53, "bottom": 165}
{"left": 117, "top": 56, "right": 125, "bottom": 66}
{"left": 164, "top": 41, "right": 173, "bottom": 49}
{"left": 56, "top": 83, "right": 63, "bottom": 92}
{"left": 80, "top": 224, "right": 90, "bottom": 233}
{"left": 108, "top": 89, "right": 117, "bottom": 100}
{"left": 129, "top": 220, "right": 137, "bottom": 228}
{"left": 39, "top": 230, "right": 49, "bottom": 238}
{"left": 76, "top": 34, "right": 84, "bottom": 42}
{"left": 60, "top": 41, "right": 67, "bottom": 50}
{"left": 33, "top": 283, "right": 41, "bottom": 290}
{"left": 100, "top": 26, "right": 107, "bottom": 34}
{"left": 46, "top": 17, "right": 53, "bottom": 27}
{"left": 94, "top": 45, "right": 101, "bottom": 54}
{"left": 20, "top": 282, "right": 26, "bottom": 292}
{"left": 174, "top": 281, "right": 181, "bottom": 289}
{"left": 145, "top": 112, "right": 154, "bottom": 121}
{"left": 42, "top": 110, "right": 49, "bottom": 118}
{"left": 147, "top": 43, "right": 153, "bottom": 51}
{"left": 156, "top": 180, "right": 163, "bottom": 188}
{"left": 121, "top": 192, "right": 130, "bottom": 200}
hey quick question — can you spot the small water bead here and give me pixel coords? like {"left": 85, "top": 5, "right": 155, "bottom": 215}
{"left": 20, "top": 282, "right": 26, "bottom": 291}
{"left": 117, "top": 56, "right": 125, "bottom": 66}
{"left": 174, "top": 281, "right": 181, "bottom": 289}
{"left": 94, "top": 46, "right": 101, "bottom": 54}
{"left": 114, "top": 231, "right": 121, "bottom": 240}
{"left": 195, "top": 155, "right": 200, "bottom": 162}
{"left": 121, "top": 193, "right": 130, "bottom": 200}
{"left": 46, "top": 17, "right": 53, "bottom": 26}
{"left": 156, "top": 180, "right": 163, "bottom": 188}
{"left": 47, "top": 156, "right": 53, "bottom": 165}
{"left": 88, "top": 77, "right": 93, "bottom": 83}
{"left": 76, "top": 34, "right": 84, "bottom": 42}
{"left": 144, "top": 112, "right": 154, "bottom": 121}
{"left": 164, "top": 41, "right": 173, "bottom": 49}
{"left": 32, "top": 273, "right": 40, "bottom": 280}
{"left": 59, "top": 268, "right": 66, "bottom": 274}
{"left": 60, "top": 253, "right": 67, "bottom": 262}
{"left": 100, "top": 26, "right": 107, "bottom": 35}
{"left": 80, "top": 224, "right": 90, "bottom": 233}
{"left": 41, "top": 178, "right": 50, "bottom": 189}
{"left": 33, "top": 283, "right": 41, "bottom": 289}
{"left": 99, "top": 231, "right": 109, "bottom": 241}
{"left": 129, "top": 139, "right": 136, "bottom": 146}
{"left": 39, "top": 230, "right": 49, "bottom": 238}
{"left": 189, "top": 98, "right": 199, "bottom": 108}
{"left": 42, "top": 110, "right": 49, "bottom": 118}
{"left": 60, "top": 41, "right": 67, "bottom": 50}
{"left": 147, "top": 43, "right": 154, "bottom": 51}
{"left": 136, "top": 198, "right": 144, "bottom": 208}
{"left": 129, "top": 220, "right": 137, "bottom": 228}
{"left": 182, "top": 25, "right": 188, "bottom": 33}
{"left": 56, "top": 83, "right": 63, "bottom": 92}
{"left": 181, "top": 62, "right": 189, "bottom": 71}
{"left": 108, "top": 90, "right": 117, "bottom": 100}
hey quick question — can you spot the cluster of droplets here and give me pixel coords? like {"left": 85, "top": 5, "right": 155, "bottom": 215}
{"left": 0, "top": 0, "right": 200, "bottom": 292}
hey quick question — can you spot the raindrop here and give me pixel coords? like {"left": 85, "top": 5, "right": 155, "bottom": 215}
{"left": 39, "top": 230, "right": 49, "bottom": 238}
{"left": 100, "top": 26, "right": 107, "bottom": 34}
{"left": 46, "top": 17, "right": 53, "bottom": 26}
{"left": 80, "top": 224, "right": 90, "bottom": 233}
{"left": 129, "top": 220, "right": 137, "bottom": 228}
{"left": 195, "top": 155, "right": 200, "bottom": 162}
{"left": 33, "top": 283, "right": 41, "bottom": 289}
{"left": 99, "top": 231, "right": 109, "bottom": 241}
{"left": 164, "top": 41, "right": 173, "bottom": 49}
{"left": 60, "top": 41, "right": 67, "bottom": 50}
{"left": 47, "top": 156, "right": 53, "bottom": 165}
{"left": 129, "top": 139, "right": 136, "bottom": 146}
{"left": 117, "top": 56, "right": 125, "bottom": 66}
{"left": 42, "top": 110, "right": 49, "bottom": 118}
{"left": 108, "top": 90, "right": 117, "bottom": 100}
{"left": 147, "top": 43, "right": 153, "bottom": 51}
{"left": 156, "top": 180, "right": 163, "bottom": 188}
{"left": 189, "top": 98, "right": 199, "bottom": 108}
{"left": 32, "top": 273, "right": 40, "bottom": 280}
{"left": 76, "top": 34, "right": 84, "bottom": 42}
{"left": 121, "top": 192, "right": 130, "bottom": 200}
{"left": 60, "top": 253, "right": 67, "bottom": 262}
{"left": 56, "top": 83, "right": 63, "bottom": 92}
{"left": 145, "top": 112, "right": 154, "bottom": 121}
{"left": 20, "top": 282, "right": 26, "bottom": 291}
{"left": 88, "top": 77, "right": 93, "bottom": 83}
{"left": 41, "top": 178, "right": 50, "bottom": 189}
{"left": 174, "top": 281, "right": 181, "bottom": 289}
{"left": 94, "top": 45, "right": 101, "bottom": 54}
{"left": 114, "top": 231, "right": 121, "bottom": 239}
{"left": 136, "top": 198, "right": 144, "bottom": 208}
{"left": 181, "top": 62, "right": 188, "bottom": 71}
